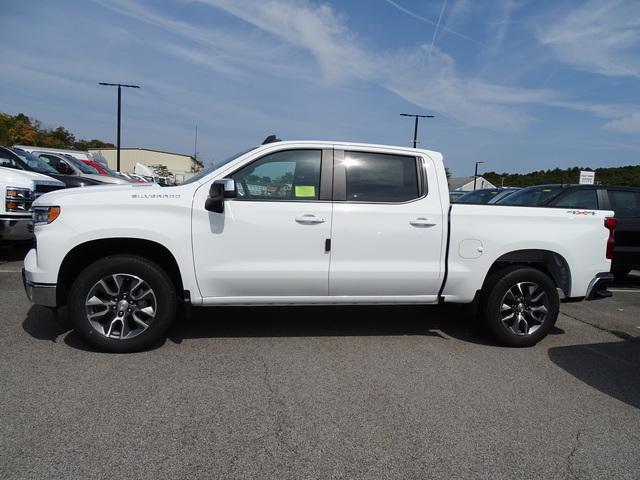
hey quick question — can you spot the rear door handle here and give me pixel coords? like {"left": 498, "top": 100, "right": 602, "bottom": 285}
{"left": 295, "top": 214, "right": 325, "bottom": 225}
{"left": 410, "top": 217, "right": 436, "bottom": 227}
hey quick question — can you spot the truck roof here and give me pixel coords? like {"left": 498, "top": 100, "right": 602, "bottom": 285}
{"left": 256, "top": 140, "right": 442, "bottom": 157}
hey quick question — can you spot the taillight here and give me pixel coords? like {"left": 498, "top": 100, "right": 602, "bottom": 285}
{"left": 604, "top": 217, "right": 616, "bottom": 259}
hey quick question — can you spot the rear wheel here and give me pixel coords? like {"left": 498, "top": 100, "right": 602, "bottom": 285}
{"left": 482, "top": 266, "right": 559, "bottom": 347}
{"left": 68, "top": 255, "right": 177, "bottom": 352}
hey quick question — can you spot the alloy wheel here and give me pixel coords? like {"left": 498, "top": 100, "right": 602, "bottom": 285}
{"left": 84, "top": 273, "right": 157, "bottom": 339}
{"left": 499, "top": 281, "right": 549, "bottom": 336}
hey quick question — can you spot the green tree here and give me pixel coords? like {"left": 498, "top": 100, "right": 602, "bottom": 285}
{"left": 151, "top": 164, "right": 172, "bottom": 178}
{"left": 74, "top": 139, "right": 115, "bottom": 150}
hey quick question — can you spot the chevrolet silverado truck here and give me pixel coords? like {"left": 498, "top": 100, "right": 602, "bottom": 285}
{"left": 23, "top": 140, "right": 615, "bottom": 352}
{"left": 1, "top": 166, "right": 65, "bottom": 243}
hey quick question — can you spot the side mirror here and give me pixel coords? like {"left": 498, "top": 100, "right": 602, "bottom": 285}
{"left": 205, "top": 178, "right": 236, "bottom": 213}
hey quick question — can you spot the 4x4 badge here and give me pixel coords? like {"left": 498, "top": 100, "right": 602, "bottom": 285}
{"left": 566, "top": 210, "right": 596, "bottom": 215}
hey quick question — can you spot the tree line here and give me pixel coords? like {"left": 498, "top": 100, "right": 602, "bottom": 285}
{"left": 0, "top": 112, "right": 114, "bottom": 151}
{"left": 483, "top": 165, "right": 640, "bottom": 188}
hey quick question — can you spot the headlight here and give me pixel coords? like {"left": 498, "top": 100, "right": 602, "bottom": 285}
{"left": 5, "top": 187, "right": 34, "bottom": 212}
{"left": 32, "top": 206, "right": 61, "bottom": 225}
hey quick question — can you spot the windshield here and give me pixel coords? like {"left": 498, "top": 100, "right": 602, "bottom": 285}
{"left": 183, "top": 147, "right": 257, "bottom": 185}
{"left": 89, "top": 160, "right": 120, "bottom": 176}
{"left": 10, "top": 148, "right": 59, "bottom": 175}
{"left": 496, "top": 185, "right": 563, "bottom": 206}
{"left": 64, "top": 155, "right": 99, "bottom": 174}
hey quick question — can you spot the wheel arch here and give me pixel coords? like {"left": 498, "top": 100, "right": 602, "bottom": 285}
{"left": 57, "top": 238, "right": 185, "bottom": 306}
{"left": 484, "top": 249, "right": 571, "bottom": 298}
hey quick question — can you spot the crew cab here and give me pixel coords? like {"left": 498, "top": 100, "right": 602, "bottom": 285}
{"left": 22, "top": 140, "right": 615, "bottom": 352}
{"left": 1, "top": 166, "right": 65, "bottom": 242}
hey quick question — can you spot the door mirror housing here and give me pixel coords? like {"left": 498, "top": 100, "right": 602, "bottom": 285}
{"left": 205, "top": 178, "right": 236, "bottom": 213}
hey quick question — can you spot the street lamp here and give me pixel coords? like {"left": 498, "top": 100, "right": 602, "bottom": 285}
{"left": 473, "top": 161, "right": 485, "bottom": 190}
{"left": 400, "top": 113, "right": 435, "bottom": 148}
{"left": 99, "top": 82, "right": 141, "bottom": 172}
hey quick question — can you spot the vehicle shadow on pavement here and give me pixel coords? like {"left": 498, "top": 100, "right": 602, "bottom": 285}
{"left": 0, "top": 244, "right": 30, "bottom": 264}
{"left": 167, "top": 304, "right": 507, "bottom": 347}
{"left": 548, "top": 339, "right": 640, "bottom": 410}
{"left": 22, "top": 304, "right": 567, "bottom": 351}
{"left": 22, "top": 305, "right": 73, "bottom": 342}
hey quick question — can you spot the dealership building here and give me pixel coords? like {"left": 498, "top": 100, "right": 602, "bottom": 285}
{"left": 88, "top": 147, "right": 203, "bottom": 181}
{"left": 448, "top": 176, "right": 496, "bottom": 191}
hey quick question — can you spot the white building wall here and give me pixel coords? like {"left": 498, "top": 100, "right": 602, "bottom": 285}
{"left": 89, "top": 148, "right": 201, "bottom": 176}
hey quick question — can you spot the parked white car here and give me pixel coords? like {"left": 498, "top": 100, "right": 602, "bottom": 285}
{"left": 1, "top": 166, "right": 65, "bottom": 242}
{"left": 22, "top": 140, "right": 615, "bottom": 352}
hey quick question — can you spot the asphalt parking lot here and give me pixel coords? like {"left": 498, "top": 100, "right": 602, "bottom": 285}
{"left": 1, "top": 245, "right": 639, "bottom": 480}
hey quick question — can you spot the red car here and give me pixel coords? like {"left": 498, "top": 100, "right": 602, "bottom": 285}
{"left": 82, "top": 160, "right": 143, "bottom": 183}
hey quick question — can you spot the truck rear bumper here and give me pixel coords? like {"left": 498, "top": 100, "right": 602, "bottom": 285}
{"left": 585, "top": 272, "right": 614, "bottom": 300}
{"left": 22, "top": 268, "right": 57, "bottom": 307}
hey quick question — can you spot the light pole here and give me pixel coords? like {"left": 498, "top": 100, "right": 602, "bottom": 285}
{"left": 400, "top": 113, "right": 435, "bottom": 148}
{"left": 99, "top": 82, "right": 141, "bottom": 172}
{"left": 473, "top": 161, "right": 484, "bottom": 190}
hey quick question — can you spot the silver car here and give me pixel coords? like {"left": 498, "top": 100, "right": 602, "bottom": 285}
{"left": 35, "top": 152, "right": 132, "bottom": 185}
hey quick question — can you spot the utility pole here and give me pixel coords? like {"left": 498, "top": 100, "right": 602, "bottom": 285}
{"left": 400, "top": 113, "right": 434, "bottom": 148}
{"left": 473, "top": 161, "right": 484, "bottom": 190}
{"left": 99, "top": 82, "right": 141, "bottom": 172}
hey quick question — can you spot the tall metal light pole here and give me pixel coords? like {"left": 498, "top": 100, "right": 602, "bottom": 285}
{"left": 473, "top": 161, "right": 484, "bottom": 190}
{"left": 400, "top": 113, "right": 434, "bottom": 148}
{"left": 99, "top": 82, "right": 141, "bottom": 172}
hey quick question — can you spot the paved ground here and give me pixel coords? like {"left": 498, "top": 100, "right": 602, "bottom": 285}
{"left": 1, "top": 245, "right": 639, "bottom": 479}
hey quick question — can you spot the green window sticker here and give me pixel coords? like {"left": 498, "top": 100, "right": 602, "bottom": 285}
{"left": 295, "top": 185, "right": 316, "bottom": 197}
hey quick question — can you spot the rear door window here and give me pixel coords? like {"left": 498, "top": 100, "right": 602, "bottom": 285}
{"left": 343, "top": 151, "right": 419, "bottom": 202}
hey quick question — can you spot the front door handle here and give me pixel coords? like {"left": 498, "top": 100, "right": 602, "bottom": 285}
{"left": 295, "top": 214, "right": 325, "bottom": 225}
{"left": 410, "top": 217, "right": 436, "bottom": 227}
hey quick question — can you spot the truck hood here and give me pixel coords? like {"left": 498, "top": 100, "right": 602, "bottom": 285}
{"left": 32, "top": 181, "right": 167, "bottom": 206}
{"left": 0, "top": 166, "right": 65, "bottom": 187}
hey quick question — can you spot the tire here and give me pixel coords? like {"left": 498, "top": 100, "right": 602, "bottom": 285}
{"left": 68, "top": 255, "right": 177, "bottom": 352}
{"left": 482, "top": 266, "right": 559, "bottom": 347}
{"left": 612, "top": 269, "right": 630, "bottom": 281}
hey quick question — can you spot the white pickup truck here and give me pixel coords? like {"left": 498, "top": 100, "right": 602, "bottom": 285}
{"left": 1, "top": 166, "right": 65, "bottom": 242}
{"left": 22, "top": 140, "right": 615, "bottom": 352}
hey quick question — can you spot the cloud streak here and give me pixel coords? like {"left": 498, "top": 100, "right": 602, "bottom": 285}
{"left": 537, "top": 0, "right": 640, "bottom": 78}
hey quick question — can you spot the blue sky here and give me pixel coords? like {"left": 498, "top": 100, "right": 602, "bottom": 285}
{"left": 1, "top": 0, "right": 639, "bottom": 176}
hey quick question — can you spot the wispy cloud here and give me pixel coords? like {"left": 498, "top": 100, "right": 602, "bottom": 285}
{"left": 87, "top": 0, "right": 640, "bottom": 133}
{"left": 537, "top": 0, "right": 640, "bottom": 78}
{"left": 605, "top": 112, "right": 640, "bottom": 133}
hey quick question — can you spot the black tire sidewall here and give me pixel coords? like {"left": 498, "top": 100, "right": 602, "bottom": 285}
{"left": 68, "top": 255, "right": 177, "bottom": 352}
{"left": 484, "top": 267, "right": 559, "bottom": 347}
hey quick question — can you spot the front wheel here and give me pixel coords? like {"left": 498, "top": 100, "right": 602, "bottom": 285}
{"left": 68, "top": 255, "right": 177, "bottom": 352}
{"left": 483, "top": 267, "right": 559, "bottom": 347}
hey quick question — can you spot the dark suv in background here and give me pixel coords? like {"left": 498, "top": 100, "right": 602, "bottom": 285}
{"left": 497, "top": 184, "right": 640, "bottom": 279}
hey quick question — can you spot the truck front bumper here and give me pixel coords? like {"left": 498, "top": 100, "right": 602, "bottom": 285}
{"left": 585, "top": 272, "right": 614, "bottom": 300}
{"left": 22, "top": 268, "right": 58, "bottom": 307}
{"left": 0, "top": 215, "right": 32, "bottom": 242}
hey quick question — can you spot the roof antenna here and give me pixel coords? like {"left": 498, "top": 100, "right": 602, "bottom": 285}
{"left": 262, "top": 134, "right": 281, "bottom": 145}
